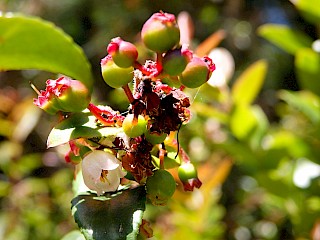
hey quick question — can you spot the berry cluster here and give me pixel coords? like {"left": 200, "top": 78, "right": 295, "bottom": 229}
{"left": 34, "top": 11, "right": 215, "bottom": 206}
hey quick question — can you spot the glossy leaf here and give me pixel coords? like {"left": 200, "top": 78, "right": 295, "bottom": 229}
{"left": 71, "top": 186, "right": 146, "bottom": 240}
{"left": 289, "top": 0, "right": 320, "bottom": 24}
{"left": 258, "top": 24, "right": 313, "bottom": 55}
{"left": 231, "top": 59, "right": 268, "bottom": 106}
{"left": 47, "top": 112, "right": 123, "bottom": 148}
{"left": 295, "top": 48, "right": 320, "bottom": 96}
{"left": 0, "top": 13, "right": 93, "bottom": 90}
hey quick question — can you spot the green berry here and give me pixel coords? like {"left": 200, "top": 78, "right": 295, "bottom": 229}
{"left": 178, "top": 163, "right": 198, "bottom": 182}
{"left": 162, "top": 46, "right": 192, "bottom": 76}
{"left": 141, "top": 12, "right": 180, "bottom": 53}
{"left": 101, "top": 55, "right": 134, "bottom": 88}
{"left": 179, "top": 56, "right": 215, "bottom": 88}
{"left": 145, "top": 131, "right": 167, "bottom": 145}
{"left": 122, "top": 114, "right": 147, "bottom": 138}
{"left": 146, "top": 169, "right": 176, "bottom": 206}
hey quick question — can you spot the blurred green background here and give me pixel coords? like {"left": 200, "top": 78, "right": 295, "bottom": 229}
{"left": 0, "top": 0, "right": 320, "bottom": 239}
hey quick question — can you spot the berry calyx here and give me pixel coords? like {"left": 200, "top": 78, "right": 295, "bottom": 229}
{"left": 146, "top": 169, "right": 176, "bottom": 206}
{"left": 141, "top": 12, "right": 180, "bottom": 53}
{"left": 122, "top": 114, "right": 147, "bottom": 138}
{"left": 107, "top": 37, "right": 138, "bottom": 68}
{"left": 101, "top": 55, "right": 134, "bottom": 88}
{"left": 179, "top": 56, "right": 216, "bottom": 88}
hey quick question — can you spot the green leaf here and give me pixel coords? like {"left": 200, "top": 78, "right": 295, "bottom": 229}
{"left": 289, "top": 0, "right": 320, "bottom": 24}
{"left": 278, "top": 90, "right": 320, "bottom": 124}
{"left": 47, "top": 112, "right": 123, "bottom": 148}
{"left": 71, "top": 186, "right": 146, "bottom": 240}
{"left": 231, "top": 59, "right": 268, "bottom": 106}
{"left": 258, "top": 24, "right": 313, "bottom": 55}
{"left": 0, "top": 13, "right": 93, "bottom": 90}
{"left": 295, "top": 48, "right": 320, "bottom": 96}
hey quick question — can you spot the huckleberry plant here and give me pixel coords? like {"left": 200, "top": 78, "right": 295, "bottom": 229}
{"left": 34, "top": 11, "right": 215, "bottom": 238}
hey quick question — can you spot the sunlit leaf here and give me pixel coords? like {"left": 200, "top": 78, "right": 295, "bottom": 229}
{"left": 289, "top": 0, "right": 320, "bottom": 24}
{"left": 231, "top": 59, "right": 267, "bottom": 106}
{"left": 279, "top": 90, "right": 320, "bottom": 124}
{"left": 71, "top": 187, "right": 146, "bottom": 240}
{"left": 0, "top": 13, "right": 93, "bottom": 90}
{"left": 295, "top": 48, "right": 320, "bottom": 96}
{"left": 47, "top": 112, "right": 123, "bottom": 148}
{"left": 258, "top": 24, "right": 313, "bottom": 55}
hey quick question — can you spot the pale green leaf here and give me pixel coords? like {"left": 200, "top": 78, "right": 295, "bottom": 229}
{"left": 258, "top": 24, "right": 313, "bottom": 55}
{"left": 295, "top": 48, "right": 320, "bottom": 96}
{"left": 231, "top": 59, "right": 268, "bottom": 106}
{"left": 0, "top": 13, "right": 93, "bottom": 90}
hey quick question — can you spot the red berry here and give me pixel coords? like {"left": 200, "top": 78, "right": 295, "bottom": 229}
{"left": 141, "top": 12, "right": 180, "bottom": 53}
{"left": 107, "top": 37, "right": 138, "bottom": 68}
{"left": 101, "top": 55, "right": 134, "bottom": 88}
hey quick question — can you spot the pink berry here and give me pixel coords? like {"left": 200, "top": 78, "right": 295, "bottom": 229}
{"left": 107, "top": 37, "right": 138, "bottom": 68}
{"left": 141, "top": 12, "right": 180, "bottom": 53}
{"left": 179, "top": 56, "right": 216, "bottom": 88}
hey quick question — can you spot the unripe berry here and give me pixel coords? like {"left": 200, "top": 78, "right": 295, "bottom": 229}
{"left": 162, "top": 46, "right": 193, "bottom": 76}
{"left": 101, "top": 55, "right": 134, "bottom": 88}
{"left": 122, "top": 114, "right": 147, "bottom": 138}
{"left": 53, "top": 78, "right": 91, "bottom": 112}
{"left": 146, "top": 169, "right": 176, "bottom": 206}
{"left": 178, "top": 162, "right": 198, "bottom": 182}
{"left": 145, "top": 131, "right": 167, "bottom": 145}
{"left": 107, "top": 37, "right": 138, "bottom": 68}
{"left": 179, "top": 56, "right": 216, "bottom": 88}
{"left": 141, "top": 12, "right": 180, "bottom": 53}
{"left": 33, "top": 77, "right": 91, "bottom": 114}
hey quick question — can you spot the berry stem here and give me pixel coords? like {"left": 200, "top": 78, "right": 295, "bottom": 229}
{"left": 122, "top": 84, "right": 135, "bottom": 103}
{"left": 159, "top": 147, "right": 166, "bottom": 169}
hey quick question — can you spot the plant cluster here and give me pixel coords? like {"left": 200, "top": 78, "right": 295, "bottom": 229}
{"left": 33, "top": 11, "right": 215, "bottom": 238}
